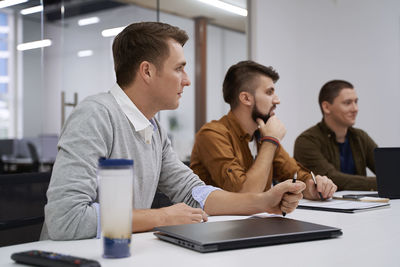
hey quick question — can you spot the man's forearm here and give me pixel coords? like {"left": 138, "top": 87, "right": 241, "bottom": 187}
{"left": 132, "top": 209, "right": 165, "bottom": 232}
{"left": 132, "top": 203, "right": 208, "bottom": 232}
{"left": 203, "top": 190, "right": 265, "bottom": 216}
{"left": 240, "top": 142, "right": 276, "bottom": 192}
{"left": 330, "top": 172, "right": 377, "bottom": 191}
{"left": 204, "top": 180, "right": 305, "bottom": 217}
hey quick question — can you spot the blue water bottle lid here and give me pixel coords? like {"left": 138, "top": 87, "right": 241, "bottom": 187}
{"left": 98, "top": 158, "right": 134, "bottom": 168}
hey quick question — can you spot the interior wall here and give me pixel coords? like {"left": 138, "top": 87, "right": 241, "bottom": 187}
{"left": 250, "top": 0, "right": 400, "bottom": 155}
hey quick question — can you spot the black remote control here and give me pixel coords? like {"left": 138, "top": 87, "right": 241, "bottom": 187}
{"left": 11, "top": 250, "right": 101, "bottom": 267}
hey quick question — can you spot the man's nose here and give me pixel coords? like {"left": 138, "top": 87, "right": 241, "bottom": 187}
{"left": 352, "top": 102, "right": 358, "bottom": 112}
{"left": 182, "top": 71, "right": 191, "bottom": 86}
{"left": 273, "top": 95, "right": 280, "bottom": 105}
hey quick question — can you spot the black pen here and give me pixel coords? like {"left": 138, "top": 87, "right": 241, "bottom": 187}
{"left": 311, "top": 171, "right": 324, "bottom": 200}
{"left": 282, "top": 173, "right": 297, "bottom": 217}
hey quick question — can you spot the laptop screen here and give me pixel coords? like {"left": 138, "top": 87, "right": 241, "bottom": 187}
{"left": 374, "top": 147, "right": 400, "bottom": 199}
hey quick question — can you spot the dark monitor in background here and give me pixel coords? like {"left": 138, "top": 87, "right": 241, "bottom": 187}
{"left": 374, "top": 147, "right": 400, "bottom": 199}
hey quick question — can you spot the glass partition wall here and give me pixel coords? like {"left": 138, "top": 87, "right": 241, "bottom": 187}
{"left": 0, "top": 0, "right": 246, "bottom": 172}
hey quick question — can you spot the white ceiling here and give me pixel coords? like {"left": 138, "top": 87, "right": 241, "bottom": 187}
{"left": 118, "top": 0, "right": 247, "bottom": 32}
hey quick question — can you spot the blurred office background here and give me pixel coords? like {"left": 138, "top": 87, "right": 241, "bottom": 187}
{"left": 0, "top": 0, "right": 399, "bottom": 170}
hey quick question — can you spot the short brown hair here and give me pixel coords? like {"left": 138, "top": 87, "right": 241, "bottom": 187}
{"left": 112, "top": 22, "right": 188, "bottom": 87}
{"left": 318, "top": 80, "right": 354, "bottom": 114}
{"left": 223, "top": 60, "right": 279, "bottom": 109}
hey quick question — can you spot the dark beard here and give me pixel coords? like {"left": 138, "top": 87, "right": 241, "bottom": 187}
{"left": 251, "top": 105, "right": 271, "bottom": 123}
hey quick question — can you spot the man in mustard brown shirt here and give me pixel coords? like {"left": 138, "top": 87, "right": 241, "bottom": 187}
{"left": 294, "top": 80, "right": 377, "bottom": 191}
{"left": 190, "top": 60, "right": 337, "bottom": 199}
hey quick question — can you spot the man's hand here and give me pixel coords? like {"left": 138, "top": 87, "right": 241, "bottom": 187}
{"left": 256, "top": 115, "right": 286, "bottom": 141}
{"left": 159, "top": 203, "right": 208, "bottom": 226}
{"left": 303, "top": 175, "right": 337, "bottom": 200}
{"left": 261, "top": 179, "right": 306, "bottom": 215}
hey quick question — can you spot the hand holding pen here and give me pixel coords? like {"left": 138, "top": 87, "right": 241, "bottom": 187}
{"left": 311, "top": 171, "right": 324, "bottom": 201}
{"left": 282, "top": 173, "right": 298, "bottom": 216}
{"left": 307, "top": 171, "right": 337, "bottom": 200}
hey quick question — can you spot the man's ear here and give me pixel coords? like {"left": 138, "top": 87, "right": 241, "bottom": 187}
{"left": 321, "top": 101, "right": 331, "bottom": 115}
{"left": 238, "top": 91, "right": 253, "bottom": 107}
{"left": 138, "top": 61, "right": 154, "bottom": 84}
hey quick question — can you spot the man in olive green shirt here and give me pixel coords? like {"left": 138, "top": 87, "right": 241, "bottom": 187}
{"left": 294, "top": 80, "right": 377, "bottom": 191}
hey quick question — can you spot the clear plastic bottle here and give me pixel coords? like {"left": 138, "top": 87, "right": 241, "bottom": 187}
{"left": 98, "top": 158, "right": 134, "bottom": 258}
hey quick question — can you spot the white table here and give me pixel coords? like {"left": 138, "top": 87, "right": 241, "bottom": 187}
{"left": 0, "top": 191, "right": 398, "bottom": 267}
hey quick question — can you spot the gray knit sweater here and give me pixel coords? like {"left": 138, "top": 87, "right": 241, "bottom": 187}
{"left": 41, "top": 92, "right": 204, "bottom": 240}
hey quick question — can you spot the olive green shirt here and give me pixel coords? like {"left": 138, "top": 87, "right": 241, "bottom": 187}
{"left": 294, "top": 120, "right": 377, "bottom": 191}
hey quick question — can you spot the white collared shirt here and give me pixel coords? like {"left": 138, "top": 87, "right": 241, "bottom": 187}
{"left": 110, "top": 84, "right": 155, "bottom": 144}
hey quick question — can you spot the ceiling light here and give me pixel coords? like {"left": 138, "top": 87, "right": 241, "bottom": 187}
{"left": 78, "top": 17, "right": 100, "bottom": 26}
{"left": 0, "top": 51, "right": 9, "bottom": 58}
{"left": 0, "top": 76, "right": 9, "bottom": 83}
{"left": 77, "top": 50, "right": 93, "bottom": 57}
{"left": 101, "top": 26, "right": 125, "bottom": 37}
{"left": 197, "top": 0, "right": 247, "bottom": 16}
{"left": 0, "top": 0, "right": 28, "bottom": 9}
{"left": 17, "top": 39, "right": 52, "bottom": 51}
{"left": 20, "top": 5, "right": 43, "bottom": 15}
{"left": 0, "top": 26, "right": 9, "bottom": 34}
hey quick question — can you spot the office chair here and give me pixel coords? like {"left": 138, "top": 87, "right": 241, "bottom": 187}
{"left": 0, "top": 172, "right": 51, "bottom": 247}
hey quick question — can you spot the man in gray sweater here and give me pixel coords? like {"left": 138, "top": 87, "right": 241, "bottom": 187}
{"left": 41, "top": 22, "right": 306, "bottom": 240}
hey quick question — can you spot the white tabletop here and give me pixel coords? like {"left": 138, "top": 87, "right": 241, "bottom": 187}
{"left": 0, "top": 191, "right": 398, "bottom": 267}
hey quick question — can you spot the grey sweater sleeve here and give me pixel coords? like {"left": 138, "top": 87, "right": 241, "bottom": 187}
{"left": 44, "top": 100, "right": 113, "bottom": 240}
{"left": 155, "top": 120, "right": 205, "bottom": 208}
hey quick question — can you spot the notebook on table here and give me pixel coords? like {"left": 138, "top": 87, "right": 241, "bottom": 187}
{"left": 374, "top": 147, "right": 400, "bottom": 199}
{"left": 153, "top": 217, "right": 342, "bottom": 253}
{"left": 298, "top": 198, "right": 390, "bottom": 213}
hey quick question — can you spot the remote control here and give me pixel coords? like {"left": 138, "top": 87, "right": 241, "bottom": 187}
{"left": 11, "top": 250, "right": 101, "bottom": 267}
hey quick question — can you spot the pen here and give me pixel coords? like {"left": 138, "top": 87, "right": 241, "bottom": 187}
{"left": 282, "top": 173, "right": 297, "bottom": 217}
{"left": 311, "top": 171, "right": 324, "bottom": 200}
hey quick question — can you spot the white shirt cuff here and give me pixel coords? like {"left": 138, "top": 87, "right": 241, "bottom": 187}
{"left": 192, "top": 185, "right": 221, "bottom": 209}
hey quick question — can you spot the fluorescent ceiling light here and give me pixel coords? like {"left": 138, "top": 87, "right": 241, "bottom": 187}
{"left": 197, "top": 0, "right": 247, "bottom": 16}
{"left": 0, "top": 0, "right": 28, "bottom": 9}
{"left": 78, "top": 17, "right": 100, "bottom": 26}
{"left": 0, "top": 26, "right": 9, "bottom": 34}
{"left": 101, "top": 26, "right": 125, "bottom": 37}
{"left": 77, "top": 50, "right": 93, "bottom": 57}
{"left": 20, "top": 5, "right": 43, "bottom": 15}
{"left": 0, "top": 76, "right": 10, "bottom": 83}
{"left": 0, "top": 51, "right": 9, "bottom": 58}
{"left": 17, "top": 39, "right": 52, "bottom": 51}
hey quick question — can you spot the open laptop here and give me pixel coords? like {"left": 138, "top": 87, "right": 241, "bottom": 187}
{"left": 154, "top": 217, "right": 342, "bottom": 253}
{"left": 374, "top": 147, "right": 400, "bottom": 199}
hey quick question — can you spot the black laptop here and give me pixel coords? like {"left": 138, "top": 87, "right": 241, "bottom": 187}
{"left": 374, "top": 147, "right": 400, "bottom": 199}
{"left": 154, "top": 217, "right": 342, "bottom": 253}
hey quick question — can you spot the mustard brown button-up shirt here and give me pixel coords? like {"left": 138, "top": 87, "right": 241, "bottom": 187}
{"left": 190, "top": 111, "right": 311, "bottom": 192}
